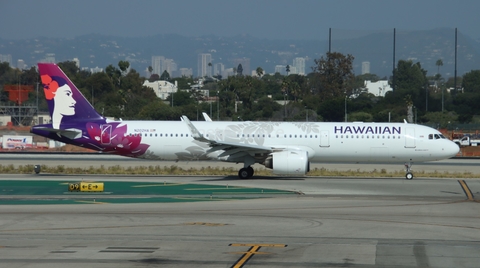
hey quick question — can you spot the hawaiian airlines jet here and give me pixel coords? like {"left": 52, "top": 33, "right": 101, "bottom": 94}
{"left": 31, "top": 63, "right": 459, "bottom": 180}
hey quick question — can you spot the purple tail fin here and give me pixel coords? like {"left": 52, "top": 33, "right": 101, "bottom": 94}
{"left": 38, "top": 63, "right": 104, "bottom": 129}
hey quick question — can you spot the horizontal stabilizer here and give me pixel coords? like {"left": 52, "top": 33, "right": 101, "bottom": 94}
{"left": 32, "top": 126, "right": 82, "bottom": 139}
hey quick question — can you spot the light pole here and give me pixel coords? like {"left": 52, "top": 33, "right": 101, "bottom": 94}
{"left": 217, "top": 90, "right": 219, "bottom": 121}
{"left": 344, "top": 95, "right": 348, "bottom": 122}
{"left": 413, "top": 106, "right": 417, "bottom": 124}
{"left": 441, "top": 83, "right": 444, "bottom": 112}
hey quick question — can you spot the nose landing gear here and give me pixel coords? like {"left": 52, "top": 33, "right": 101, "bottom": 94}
{"left": 405, "top": 162, "right": 413, "bottom": 180}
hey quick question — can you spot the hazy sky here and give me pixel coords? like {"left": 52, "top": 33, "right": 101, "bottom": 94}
{"left": 1, "top": 0, "right": 479, "bottom": 40}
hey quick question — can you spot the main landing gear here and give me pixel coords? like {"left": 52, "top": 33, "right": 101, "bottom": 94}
{"left": 405, "top": 162, "right": 414, "bottom": 180}
{"left": 238, "top": 166, "right": 254, "bottom": 179}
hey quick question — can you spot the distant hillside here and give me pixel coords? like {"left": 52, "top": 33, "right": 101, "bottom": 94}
{"left": 0, "top": 28, "right": 478, "bottom": 78}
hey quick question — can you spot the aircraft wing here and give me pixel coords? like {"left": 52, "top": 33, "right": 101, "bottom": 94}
{"left": 181, "top": 116, "right": 273, "bottom": 158}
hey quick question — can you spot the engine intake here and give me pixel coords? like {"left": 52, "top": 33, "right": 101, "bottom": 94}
{"left": 264, "top": 150, "right": 309, "bottom": 175}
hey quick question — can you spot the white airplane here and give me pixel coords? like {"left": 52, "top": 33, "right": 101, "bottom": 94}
{"left": 31, "top": 63, "right": 460, "bottom": 180}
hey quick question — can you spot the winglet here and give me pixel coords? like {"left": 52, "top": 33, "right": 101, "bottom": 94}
{"left": 202, "top": 112, "right": 213, "bottom": 122}
{"left": 181, "top": 115, "right": 210, "bottom": 142}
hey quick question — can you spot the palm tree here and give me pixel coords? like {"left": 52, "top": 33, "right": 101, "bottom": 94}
{"left": 256, "top": 67, "right": 264, "bottom": 78}
{"left": 436, "top": 59, "right": 443, "bottom": 75}
{"left": 208, "top": 62, "right": 212, "bottom": 77}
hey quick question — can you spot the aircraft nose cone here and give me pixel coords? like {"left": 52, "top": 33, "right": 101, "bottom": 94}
{"left": 445, "top": 141, "right": 460, "bottom": 158}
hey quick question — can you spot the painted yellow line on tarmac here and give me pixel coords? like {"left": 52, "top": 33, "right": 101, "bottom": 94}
{"left": 230, "top": 243, "right": 287, "bottom": 248}
{"left": 229, "top": 243, "right": 287, "bottom": 268}
{"left": 458, "top": 180, "right": 475, "bottom": 201}
{"left": 232, "top": 245, "right": 261, "bottom": 268}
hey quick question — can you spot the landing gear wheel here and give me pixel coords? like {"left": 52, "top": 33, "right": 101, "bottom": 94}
{"left": 238, "top": 166, "right": 254, "bottom": 179}
{"left": 247, "top": 166, "right": 254, "bottom": 177}
{"left": 238, "top": 168, "right": 250, "bottom": 179}
{"left": 404, "top": 162, "right": 414, "bottom": 180}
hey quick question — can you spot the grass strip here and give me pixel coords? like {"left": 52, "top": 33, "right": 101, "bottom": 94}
{"left": 0, "top": 164, "right": 476, "bottom": 178}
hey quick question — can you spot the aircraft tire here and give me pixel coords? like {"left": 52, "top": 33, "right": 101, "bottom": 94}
{"left": 238, "top": 168, "right": 250, "bottom": 179}
{"left": 405, "top": 172, "right": 414, "bottom": 180}
{"left": 247, "top": 166, "right": 254, "bottom": 177}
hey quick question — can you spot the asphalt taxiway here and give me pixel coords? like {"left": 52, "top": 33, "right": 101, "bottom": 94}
{"left": 1, "top": 173, "right": 479, "bottom": 268}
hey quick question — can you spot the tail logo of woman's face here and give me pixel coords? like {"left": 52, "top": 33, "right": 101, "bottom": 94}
{"left": 41, "top": 74, "right": 77, "bottom": 129}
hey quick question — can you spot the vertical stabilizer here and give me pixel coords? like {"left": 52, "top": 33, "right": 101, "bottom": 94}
{"left": 38, "top": 63, "right": 104, "bottom": 129}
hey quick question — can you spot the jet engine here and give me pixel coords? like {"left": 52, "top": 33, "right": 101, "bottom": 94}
{"left": 263, "top": 150, "right": 310, "bottom": 175}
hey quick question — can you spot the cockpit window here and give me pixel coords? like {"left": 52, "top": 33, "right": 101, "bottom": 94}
{"left": 434, "top": 134, "right": 441, "bottom": 139}
{"left": 428, "top": 134, "right": 433, "bottom": 140}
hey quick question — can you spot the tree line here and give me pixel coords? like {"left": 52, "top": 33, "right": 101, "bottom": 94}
{"left": 1, "top": 52, "right": 480, "bottom": 129}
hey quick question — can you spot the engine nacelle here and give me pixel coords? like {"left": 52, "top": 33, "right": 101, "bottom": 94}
{"left": 263, "top": 150, "right": 310, "bottom": 175}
